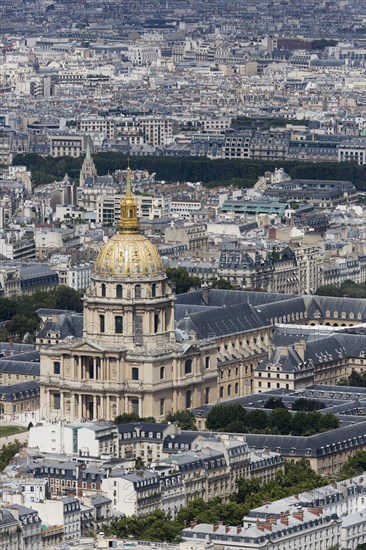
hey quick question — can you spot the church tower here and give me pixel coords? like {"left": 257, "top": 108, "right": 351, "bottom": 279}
{"left": 79, "top": 138, "right": 97, "bottom": 187}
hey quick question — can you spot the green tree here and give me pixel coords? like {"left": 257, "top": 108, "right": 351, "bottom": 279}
{"left": 53, "top": 286, "right": 83, "bottom": 312}
{"left": 103, "top": 510, "right": 182, "bottom": 543}
{"left": 165, "top": 267, "right": 201, "bottom": 294}
{"left": 340, "top": 450, "right": 366, "bottom": 479}
{"left": 135, "top": 457, "right": 145, "bottom": 469}
{"left": 225, "top": 420, "right": 247, "bottom": 433}
{"left": 292, "top": 398, "right": 326, "bottom": 411}
{"left": 8, "top": 314, "right": 40, "bottom": 340}
{"left": 165, "top": 410, "right": 196, "bottom": 430}
{"left": 245, "top": 409, "right": 268, "bottom": 432}
{"left": 206, "top": 404, "right": 246, "bottom": 431}
{"left": 114, "top": 413, "right": 156, "bottom": 424}
{"left": 0, "top": 440, "right": 25, "bottom": 472}
{"left": 114, "top": 412, "right": 140, "bottom": 424}
{"left": 14, "top": 153, "right": 366, "bottom": 191}
{"left": 211, "top": 278, "right": 235, "bottom": 290}
{"left": 268, "top": 408, "right": 292, "bottom": 435}
{"left": 264, "top": 397, "right": 285, "bottom": 409}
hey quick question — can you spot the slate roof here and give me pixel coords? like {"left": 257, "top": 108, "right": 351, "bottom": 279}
{"left": 4, "top": 350, "right": 40, "bottom": 362}
{"left": 246, "top": 421, "right": 366, "bottom": 458}
{"left": 175, "top": 303, "right": 219, "bottom": 322}
{"left": 0, "top": 360, "right": 40, "bottom": 376}
{"left": 176, "top": 302, "right": 268, "bottom": 339}
{"left": 37, "top": 314, "right": 83, "bottom": 339}
{"left": 306, "top": 295, "right": 366, "bottom": 320}
{"left": 0, "top": 380, "right": 39, "bottom": 401}
{"left": 163, "top": 433, "right": 201, "bottom": 452}
{"left": 255, "top": 296, "right": 307, "bottom": 323}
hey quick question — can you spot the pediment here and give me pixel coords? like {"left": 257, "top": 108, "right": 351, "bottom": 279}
{"left": 69, "top": 339, "right": 107, "bottom": 353}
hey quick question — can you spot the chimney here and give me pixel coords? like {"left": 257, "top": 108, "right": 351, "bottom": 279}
{"left": 213, "top": 522, "right": 220, "bottom": 532}
{"left": 268, "top": 226, "right": 276, "bottom": 240}
{"left": 269, "top": 517, "right": 277, "bottom": 525}
{"left": 225, "top": 525, "right": 230, "bottom": 533}
{"left": 309, "top": 507, "right": 323, "bottom": 517}
{"left": 293, "top": 511, "right": 304, "bottom": 521}
{"left": 280, "top": 516, "right": 289, "bottom": 526}
{"left": 236, "top": 527, "right": 242, "bottom": 535}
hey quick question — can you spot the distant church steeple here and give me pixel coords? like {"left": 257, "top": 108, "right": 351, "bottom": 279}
{"left": 79, "top": 137, "right": 97, "bottom": 187}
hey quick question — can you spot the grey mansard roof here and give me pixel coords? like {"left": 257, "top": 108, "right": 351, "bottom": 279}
{"left": 246, "top": 421, "right": 366, "bottom": 458}
{"left": 37, "top": 313, "right": 83, "bottom": 340}
{"left": 176, "top": 302, "right": 268, "bottom": 339}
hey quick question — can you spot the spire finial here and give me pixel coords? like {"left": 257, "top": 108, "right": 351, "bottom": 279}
{"left": 126, "top": 158, "right": 132, "bottom": 197}
{"left": 118, "top": 159, "right": 139, "bottom": 233}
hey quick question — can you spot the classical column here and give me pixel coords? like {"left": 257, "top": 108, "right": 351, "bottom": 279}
{"left": 45, "top": 389, "right": 51, "bottom": 420}
{"left": 124, "top": 395, "right": 128, "bottom": 413}
{"left": 106, "top": 395, "right": 110, "bottom": 419}
{"left": 93, "top": 395, "right": 97, "bottom": 419}
{"left": 60, "top": 392, "right": 64, "bottom": 417}
{"left": 78, "top": 395, "right": 83, "bottom": 420}
{"left": 138, "top": 396, "right": 142, "bottom": 417}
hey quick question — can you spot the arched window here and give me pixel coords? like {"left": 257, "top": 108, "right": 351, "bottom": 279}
{"left": 185, "top": 390, "right": 192, "bottom": 409}
{"left": 116, "top": 284, "right": 123, "bottom": 298}
{"left": 115, "top": 316, "right": 123, "bottom": 334}
{"left": 220, "top": 386, "right": 224, "bottom": 398}
{"left": 235, "top": 382, "right": 239, "bottom": 394}
{"left": 135, "top": 285, "right": 141, "bottom": 298}
{"left": 184, "top": 359, "right": 192, "bottom": 375}
{"left": 205, "top": 356, "right": 210, "bottom": 369}
{"left": 101, "top": 283, "right": 106, "bottom": 297}
{"left": 152, "top": 283, "right": 156, "bottom": 298}
{"left": 227, "top": 384, "right": 231, "bottom": 396}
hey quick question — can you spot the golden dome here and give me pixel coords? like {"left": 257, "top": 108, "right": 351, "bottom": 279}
{"left": 94, "top": 166, "right": 164, "bottom": 278}
{"left": 94, "top": 232, "right": 164, "bottom": 278}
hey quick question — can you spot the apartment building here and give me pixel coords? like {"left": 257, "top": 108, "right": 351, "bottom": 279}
{"left": 0, "top": 233, "right": 36, "bottom": 261}
{"left": 182, "top": 474, "right": 366, "bottom": 550}
{"left": 102, "top": 470, "right": 161, "bottom": 517}
{"left": 170, "top": 198, "right": 202, "bottom": 219}
{"left": 77, "top": 117, "right": 115, "bottom": 140}
{"left": 49, "top": 134, "right": 86, "bottom": 158}
{"left": 139, "top": 116, "right": 177, "bottom": 147}
{"left": 338, "top": 140, "right": 366, "bottom": 165}
{"left": 164, "top": 223, "right": 208, "bottom": 256}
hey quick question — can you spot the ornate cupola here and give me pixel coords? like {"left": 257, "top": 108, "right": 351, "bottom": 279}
{"left": 83, "top": 166, "right": 175, "bottom": 350}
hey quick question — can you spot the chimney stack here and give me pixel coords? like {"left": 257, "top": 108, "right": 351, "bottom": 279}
{"left": 293, "top": 511, "right": 304, "bottom": 521}
{"left": 309, "top": 507, "right": 323, "bottom": 517}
